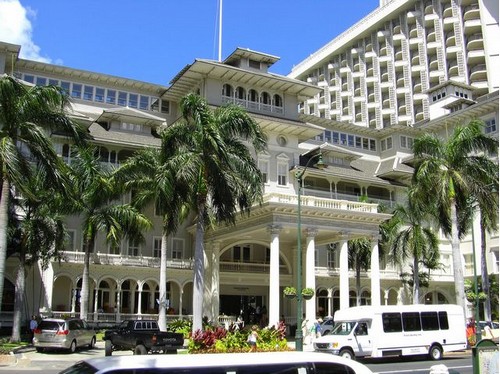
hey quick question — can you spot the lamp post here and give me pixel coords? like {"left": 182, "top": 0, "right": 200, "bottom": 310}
{"left": 294, "top": 153, "right": 326, "bottom": 351}
{"left": 471, "top": 208, "right": 482, "bottom": 344}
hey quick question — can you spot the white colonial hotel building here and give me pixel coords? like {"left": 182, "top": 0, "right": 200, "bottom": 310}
{"left": 0, "top": 0, "right": 498, "bottom": 328}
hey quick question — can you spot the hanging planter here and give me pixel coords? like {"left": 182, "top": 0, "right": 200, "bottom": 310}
{"left": 301, "top": 288, "right": 315, "bottom": 300}
{"left": 283, "top": 286, "right": 297, "bottom": 299}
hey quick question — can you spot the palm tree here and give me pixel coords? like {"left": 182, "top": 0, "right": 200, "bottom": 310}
{"left": 0, "top": 75, "right": 87, "bottom": 313}
{"left": 388, "top": 196, "right": 439, "bottom": 304}
{"left": 117, "top": 145, "right": 189, "bottom": 331}
{"left": 161, "top": 93, "right": 266, "bottom": 332}
{"left": 67, "top": 145, "right": 152, "bottom": 320}
{"left": 347, "top": 238, "right": 371, "bottom": 306}
{"left": 411, "top": 119, "right": 498, "bottom": 312}
{"left": 7, "top": 169, "right": 67, "bottom": 342}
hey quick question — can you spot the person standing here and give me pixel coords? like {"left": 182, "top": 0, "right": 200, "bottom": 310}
{"left": 247, "top": 325, "right": 259, "bottom": 352}
{"left": 29, "top": 315, "right": 38, "bottom": 343}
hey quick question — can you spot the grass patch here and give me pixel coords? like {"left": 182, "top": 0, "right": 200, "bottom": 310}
{"left": 0, "top": 337, "right": 29, "bottom": 354}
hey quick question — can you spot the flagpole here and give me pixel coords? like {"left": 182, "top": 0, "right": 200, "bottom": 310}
{"left": 218, "top": 0, "right": 223, "bottom": 62}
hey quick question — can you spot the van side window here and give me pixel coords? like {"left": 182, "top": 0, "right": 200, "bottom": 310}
{"left": 315, "top": 362, "right": 355, "bottom": 374}
{"left": 438, "top": 311, "right": 449, "bottom": 330}
{"left": 402, "top": 312, "right": 421, "bottom": 331}
{"left": 382, "top": 313, "right": 402, "bottom": 332}
{"left": 421, "top": 312, "right": 439, "bottom": 331}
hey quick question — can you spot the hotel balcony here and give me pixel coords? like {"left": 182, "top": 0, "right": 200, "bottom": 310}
{"left": 467, "top": 49, "right": 486, "bottom": 64}
{"left": 407, "top": 10, "right": 420, "bottom": 19}
{"left": 464, "top": 18, "right": 482, "bottom": 35}
{"left": 221, "top": 96, "right": 284, "bottom": 115}
{"left": 446, "top": 32, "right": 456, "bottom": 47}
{"left": 448, "top": 61, "right": 459, "bottom": 77}
{"left": 467, "top": 33, "right": 484, "bottom": 50}
{"left": 469, "top": 64, "right": 487, "bottom": 82}
{"left": 463, "top": 5, "right": 480, "bottom": 22}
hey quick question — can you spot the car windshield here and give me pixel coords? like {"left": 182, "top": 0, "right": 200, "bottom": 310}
{"left": 329, "top": 321, "right": 356, "bottom": 335}
{"left": 59, "top": 361, "right": 97, "bottom": 374}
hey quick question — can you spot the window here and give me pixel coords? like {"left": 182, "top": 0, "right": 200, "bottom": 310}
{"left": 273, "top": 94, "right": 283, "bottom": 107}
{"left": 172, "top": 238, "right": 183, "bottom": 259}
{"left": 109, "top": 243, "right": 120, "bottom": 255}
{"left": 161, "top": 100, "right": 170, "bottom": 114}
{"left": 258, "top": 159, "right": 269, "bottom": 184}
{"left": 402, "top": 312, "right": 421, "bottom": 331}
{"left": 71, "top": 84, "right": 82, "bottom": 99}
{"left": 65, "top": 230, "right": 76, "bottom": 251}
{"left": 485, "top": 118, "right": 497, "bottom": 134}
{"left": 128, "top": 93, "right": 138, "bottom": 108}
{"left": 61, "top": 143, "right": 73, "bottom": 164}
{"left": 118, "top": 91, "right": 127, "bottom": 106}
{"left": 83, "top": 85, "right": 94, "bottom": 101}
{"left": 248, "top": 89, "right": 258, "bottom": 102}
{"left": 261, "top": 92, "right": 271, "bottom": 105}
{"left": 233, "top": 245, "right": 250, "bottom": 262}
{"left": 222, "top": 84, "right": 233, "bottom": 97}
{"left": 48, "top": 79, "right": 59, "bottom": 86}
{"left": 153, "top": 237, "right": 162, "bottom": 258}
{"left": 106, "top": 90, "right": 116, "bottom": 104}
{"left": 382, "top": 312, "right": 402, "bottom": 332}
{"left": 438, "top": 311, "right": 449, "bottom": 329}
{"left": 400, "top": 135, "right": 414, "bottom": 149}
{"left": 36, "top": 77, "right": 47, "bottom": 86}
{"left": 277, "top": 161, "right": 288, "bottom": 186}
{"left": 128, "top": 238, "right": 140, "bottom": 256}
{"left": 421, "top": 311, "right": 439, "bottom": 331}
{"left": 139, "top": 95, "right": 149, "bottom": 110}
{"left": 249, "top": 59, "right": 260, "bottom": 69}
{"left": 95, "top": 88, "right": 105, "bottom": 103}
{"left": 23, "top": 74, "right": 34, "bottom": 83}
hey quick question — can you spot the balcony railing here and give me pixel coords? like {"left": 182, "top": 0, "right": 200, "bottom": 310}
{"left": 62, "top": 252, "right": 194, "bottom": 269}
{"left": 222, "top": 96, "right": 284, "bottom": 115}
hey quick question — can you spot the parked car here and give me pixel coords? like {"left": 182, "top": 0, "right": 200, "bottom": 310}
{"left": 33, "top": 318, "right": 96, "bottom": 353}
{"left": 319, "top": 317, "right": 334, "bottom": 335}
{"left": 59, "top": 351, "right": 374, "bottom": 374}
{"left": 103, "top": 319, "right": 184, "bottom": 356}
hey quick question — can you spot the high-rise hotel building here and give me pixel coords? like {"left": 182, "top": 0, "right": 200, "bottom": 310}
{"left": 0, "top": 0, "right": 497, "bottom": 328}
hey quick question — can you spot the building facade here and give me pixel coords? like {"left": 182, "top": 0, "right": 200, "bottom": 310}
{"left": 0, "top": 0, "right": 498, "bottom": 329}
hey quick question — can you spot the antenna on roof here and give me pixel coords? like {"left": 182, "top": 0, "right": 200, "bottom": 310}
{"left": 218, "top": 0, "right": 223, "bottom": 62}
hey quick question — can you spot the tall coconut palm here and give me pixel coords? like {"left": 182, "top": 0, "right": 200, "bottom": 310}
{"left": 161, "top": 93, "right": 266, "bottom": 332}
{"left": 117, "top": 145, "right": 189, "bottom": 331}
{"left": 388, "top": 195, "right": 439, "bottom": 304}
{"left": 67, "top": 145, "right": 152, "bottom": 320}
{"left": 347, "top": 238, "right": 371, "bottom": 306}
{"left": 411, "top": 120, "right": 498, "bottom": 313}
{"left": 7, "top": 169, "right": 67, "bottom": 342}
{"left": 0, "top": 75, "right": 87, "bottom": 313}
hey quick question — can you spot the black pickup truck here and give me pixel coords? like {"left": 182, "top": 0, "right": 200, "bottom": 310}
{"left": 103, "top": 320, "right": 184, "bottom": 356}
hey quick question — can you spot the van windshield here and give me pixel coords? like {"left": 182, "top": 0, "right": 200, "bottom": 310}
{"left": 330, "top": 321, "right": 356, "bottom": 335}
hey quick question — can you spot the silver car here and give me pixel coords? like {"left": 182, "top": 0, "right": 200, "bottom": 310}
{"left": 33, "top": 318, "right": 96, "bottom": 353}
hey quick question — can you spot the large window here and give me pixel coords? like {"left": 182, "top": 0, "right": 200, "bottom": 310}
{"left": 277, "top": 161, "right": 288, "bottom": 186}
{"left": 172, "top": 238, "right": 183, "bottom": 259}
{"left": 258, "top": 158, "right": 269, "bottom": 184}
{"left": 128, "top": 238, "right": 140, "bottom": 256}
{"left": 382, "top": 311, "right": 449, "bottom": 333}
{"left": 485, "top": 118, "right": 497, "bottom": 134}
{"left": 153, "top": 237, "right": 162, "bottom": 258}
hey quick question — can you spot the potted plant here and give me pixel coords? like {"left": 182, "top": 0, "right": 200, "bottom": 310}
{"left": 283, "top": 286, "right": 297, "bottom": 299}
{"left": 301, "top": 287, "right": 315, "bottom": 300}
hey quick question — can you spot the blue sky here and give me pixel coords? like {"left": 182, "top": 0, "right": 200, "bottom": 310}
{"left": 0, "top": 0, "right": 379, "bottom": 85}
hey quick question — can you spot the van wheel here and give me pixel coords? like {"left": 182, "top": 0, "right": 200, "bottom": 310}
{"left": 134, "top": 344, "right": 147, "bottom": 355}
{"left": 429, "top": 345, "right": 443, "bottom": 360}
{"left": 339, "top": 348, "right": 354, "bottom": 360}
{"left": 68, "top": 340, "right": 77, "bottom": 354}
{"left": 35, "top": 347, "right": 44, "bottom": 353}
{"left": 105, "top": 340, "right": 112, "bottom": 356}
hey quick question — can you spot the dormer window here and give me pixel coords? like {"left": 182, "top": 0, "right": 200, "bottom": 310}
{"left": 249, "top": 59, "right": 260, "bottom": 69}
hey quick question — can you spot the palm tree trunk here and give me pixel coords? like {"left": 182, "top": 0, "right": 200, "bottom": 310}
{"left": 158, "top": 232, "right": 168, "bottom": 331}
{"left": 80, "top": 237, "right": 93, "bottom": 320}
{"left": 356, "top": 265, "right": 361, "bottom": 306}
{"left": 480, "top": 224, "right": 492, "bottom": 322}
{"left": 11, "top": 252, "right": 26, "bottom": 343}
{"left": 450, "top": 200, "right": 466, "bottom": 315}
{"left": 413, "top": 256, "right": 420, "bottom": 304}
{"left": 0, "top": 178, "right": 10, "bottom": 313}
{"left": 192, "top": 209, "right": 205, "bottom": 333}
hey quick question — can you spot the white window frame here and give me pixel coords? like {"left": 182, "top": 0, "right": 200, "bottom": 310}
{"left": 128, "top": 238, "right": 141, "bottom": 256}
{"left": 172, "top": 238, "right": 184, "bottom": 259}
{"left": 277, "top": 155, "right": 289, "bottom": 187}
{"left": 65, "top": 230, "right": 77, "bottom": 251}
{"left": 152, "top": 237, "right": 162, "bottom": 258}
{"left": 258, "top": 157, "right": 270, "bottom": 184}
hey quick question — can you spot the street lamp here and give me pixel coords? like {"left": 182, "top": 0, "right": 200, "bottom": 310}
{"left": 295, "top": 152, "right": 326, "bottom": 351}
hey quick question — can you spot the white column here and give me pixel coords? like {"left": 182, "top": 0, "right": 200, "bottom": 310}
{"left": 39, "top": 262, "right": 54, "bottom": 312}
{"left": 137, "top": 283, "right": 143, "bottom": 315}
{"left": 116, "top": 286, "right": 121, "bottom": 322}
{"left": 370, "top": 236, "right": 381, "bottom": 306}
{"left": 71, "top": 287, "right": 77, "bottom": 314}
{"left": 93, "top": 286, "right": 99, "bottom": 321}
{"left": 327, "top": 288, "right": 333, "bottom": 317}
{"left": 339, "top": 234, "right": 349, "bottom": 310}
{"left": 179, "top": 288, "right": 184, "bottom": 317}
{"left": 211, "top": 241, "right": 221, "bottom": 324}
{"left": 268, "top": 225, "right": 281, "bottom": 328}
{"left": 203, "top": 245, "right": 213, "bottom": 322}
{"left": 305, "top": 228, "right": 318, "bottom": 322}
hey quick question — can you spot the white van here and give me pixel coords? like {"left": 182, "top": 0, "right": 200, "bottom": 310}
{"left": 59, "top": 351, "right": 373, "bottom": 374}
{"left": 314, "top": 304, "right": 467, "bottom": 360}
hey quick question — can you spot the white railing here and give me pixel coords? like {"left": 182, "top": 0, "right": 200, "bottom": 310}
{"left": 222, "top": 96, "right": 284, "bottom": 115}
{"left": 62, "top": 252, "right": 193, "bottom": 269}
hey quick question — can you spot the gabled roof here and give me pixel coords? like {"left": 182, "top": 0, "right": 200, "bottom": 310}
{"left": 95, "top": 107, "right": 167, "bottom": 127}
{"left": 88, "top": 123, "right": 160, "bottom": 149}
{"left": 223, "top": 48, "right": 280, "bottom": 66}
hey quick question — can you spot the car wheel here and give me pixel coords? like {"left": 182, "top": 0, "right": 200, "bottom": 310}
{"left": 429, "top": 345, "right": 443, "bottom": 360}
{"left": 35, "top": 347, "right": 44, "bottom": 353}
{"left": 68, "top": 340, "right": 77, "bottom": 354}
{"left": 105, "top": 340, "right": 112, "bottom": 357}
{"left": 339, "top": 348, "right": 355, "bottom": 360}
{"left": 89, "top": 336, "right": 96, "bottom": 349}
{"left": 134, "top": 344, "right": 147, "bottom": 355}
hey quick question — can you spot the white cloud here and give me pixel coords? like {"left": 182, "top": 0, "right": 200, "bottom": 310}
{"left": 0, "top": 0, "right": 52, "bottom": 63}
